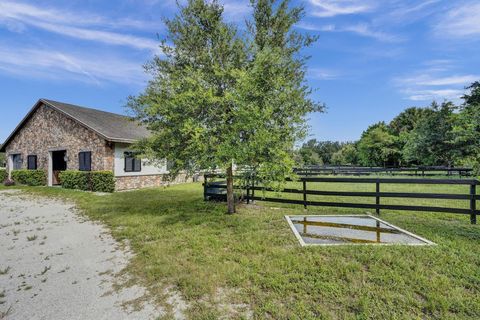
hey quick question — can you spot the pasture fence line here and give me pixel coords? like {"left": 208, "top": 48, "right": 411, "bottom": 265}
{"left": 292, "top": 166, "right": 473, "bottom": 177}
{"left": 203, "top": 174, "right": 480, "bottom": 225}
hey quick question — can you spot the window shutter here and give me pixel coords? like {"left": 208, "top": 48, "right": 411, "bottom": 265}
{"left": 79, "top": 152, "right": 92, "bottom": 171}
{"left": 134, "top": 158, "right": 142, "bottom": 172}
{"left": 84, "top": 152, "right": 91, "bottom": 171}
{"left": 27, "top": 155, "right": 37, "bottom": 170}
{"left": 79, "top": 152, "right": 85, "bottom": 171}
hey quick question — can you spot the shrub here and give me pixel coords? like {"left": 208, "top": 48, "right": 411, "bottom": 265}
{"left": 0, "top": 169, "right": 7, "bottom": 183}
{"left": 59, "top": 171, "right": 89, "bottom": 190}
{"left": 90, "top": 171, "right": 115, "bottom": 193}
{"left": 59, "top": 170, "right": 115, "bottom": 193}
{"left": 11, "top": 170, "right": 46, "bottom": 186}
{"left": 4, "top": 178, "right": 14, "bottom": 186}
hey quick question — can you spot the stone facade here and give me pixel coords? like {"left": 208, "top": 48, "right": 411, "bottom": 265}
{"left": 5, "top": 104, "right": 114, "bottom": 175}
{"left": 4, "top": 102, "right": 200, "bottom": 191}
{"left": 115, "top": 173, "right": 202, "bottom": 191}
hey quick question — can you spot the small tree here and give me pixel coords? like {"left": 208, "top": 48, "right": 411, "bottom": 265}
{"left": 128, "top": 0, "right": 321, "bottom": 213}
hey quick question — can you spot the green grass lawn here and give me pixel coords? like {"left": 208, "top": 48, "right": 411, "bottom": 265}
{"left": 3, "top": 182, "right": 480, "bottom": 319}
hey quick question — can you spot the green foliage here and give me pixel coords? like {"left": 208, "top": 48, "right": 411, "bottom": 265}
{"left": 403, "top": 101, "right": 457, "bottom": 166}
{"left": 298, "top": 140, "right": 349, "bottom": 165}
{"left": 11, "top": 169, "right": 46, "bottom": 186}
{"left": 357, "top": 122, "right": 400, "bottom": 167}
{"left": 452, "top": 85, "right": 480, "bottom": 174}
{"left": 0, "top": 169, "right": 7, "bottom": 183}
{"left": 59, "top": 171, "right": 115, "bottom": 193}
{"left": 462, "top": 81, "right": 480, "bottom": 106}
{"left": 389, "top": 107, "right": 432, "bottom": 135}
{"left": 59, "top": 171, "right": 89, "bottom": 190}
{"left": 90, "top": 171, "right": 116, "bottom": 193}
{"left": 331, "top": 143, "right": 358, "bottom": 165}
{"left": 0, "top": 152, "right": 5, "bottom": 167}
{"left": 128, "top": 0, "right": 321, "bottom": 199}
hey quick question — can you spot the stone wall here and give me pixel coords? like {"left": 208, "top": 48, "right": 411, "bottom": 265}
{"left": 4, "top": 103, "right": 200, "bottom": 191}
{"left": 5, "top": 104, "right": 114, "bottom": 176}
{"left": 115, "top": 173, "right": 202, "bottom": 191}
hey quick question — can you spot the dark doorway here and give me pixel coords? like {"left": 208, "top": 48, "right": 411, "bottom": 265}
{"left": 52, "top": 150, "right": 67, "bottom": 185}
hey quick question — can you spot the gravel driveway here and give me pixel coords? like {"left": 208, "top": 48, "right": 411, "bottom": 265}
{"left": 0, "top": 189, "right": 162, "bottom": 320}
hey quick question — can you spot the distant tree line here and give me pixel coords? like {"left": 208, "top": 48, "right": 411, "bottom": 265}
{"left": 297, "top": 81, "right": 480, "bottom": 173}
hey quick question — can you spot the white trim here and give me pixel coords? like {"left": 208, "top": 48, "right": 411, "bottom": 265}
{"left": 48, "top": 152, "right": 53, "bottom": 186}
{"left": 7, "top": 154, "right": 13, "bottom": 179}
{"left": 284, "top": 214, "right": 435, "bottom": 247}
{"left": 285, "top": 214, "right": 307, "bottom": 246}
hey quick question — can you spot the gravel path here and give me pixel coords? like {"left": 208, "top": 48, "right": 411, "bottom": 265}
{"left": 0, "top": 189, "right": 163, "bottom": 320}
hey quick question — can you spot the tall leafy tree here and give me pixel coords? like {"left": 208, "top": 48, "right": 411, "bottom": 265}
{"left": 128, "top": 0, "right": 320, "bottom": 214}
{"left": 297, "top": 139, "right": 345, "bottom": 165}
{"left": 462, "top": 81, "right": 480, "bottom": 106}
{"left": 403, "top": 101, "right": 457, "bottom": 166}
{"left": 357, "top": 122, "right": 400, "bottom": 167}
{"left": 453, "top": 82, "right": 480, "bottom": 172}
{"left": 389, "top": 107, "right": 432, "bottom": 135}
{"left": 331, "top": 143, "right": 358, "bottom": 165}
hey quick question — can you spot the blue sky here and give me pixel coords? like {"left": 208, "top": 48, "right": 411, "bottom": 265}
{"left": 1, "top": 0, "right": 479, "bottom": 143}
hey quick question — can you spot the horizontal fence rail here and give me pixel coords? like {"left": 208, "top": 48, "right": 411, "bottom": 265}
{"left": 203, "top": 174, "right": 479, "bottom": 224}
{"left": 293, "top": 166, "right": 473, "bottom": 177}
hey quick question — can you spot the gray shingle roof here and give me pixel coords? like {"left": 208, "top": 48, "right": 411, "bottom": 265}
{"left": 42, "top": 99, "right": 150, "bottom": 142}
{"left": 1, "top": 99, "right": 151, "bottom": 152}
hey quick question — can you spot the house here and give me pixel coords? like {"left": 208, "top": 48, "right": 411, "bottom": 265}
{"left": 0, "top": 99, "right": 191, "bottom": 190}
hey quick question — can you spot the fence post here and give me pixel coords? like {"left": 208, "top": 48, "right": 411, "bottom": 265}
{"left": 470, "top": 183, "right": 476, "bottom": 225}
{"left": 251, "top": 174, "right": 255, "bottom": 203}
{"left": 303, "top": 180, "right": 307, "bottom": 210}
{"left": 375, "top": 179, "right": 380, "bottom": 215}
{"left": 203, "top": 175, "right": 208, "bottom": 201}
{"left": 246, "top": 176, "right": 250, "bottom": 204}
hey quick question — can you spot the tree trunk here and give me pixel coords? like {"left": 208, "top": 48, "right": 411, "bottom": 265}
{"left": 226, "top": 163, "right": 236, "bottom": 214}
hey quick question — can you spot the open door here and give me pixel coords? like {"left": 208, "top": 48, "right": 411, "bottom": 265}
{"left": 51, "top": 150, "right": 67, "bottom": 185}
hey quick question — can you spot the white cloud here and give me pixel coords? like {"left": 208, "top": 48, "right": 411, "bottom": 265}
{"left": 308, "top": 68, "right": 340, "bottom": 80}
{"left": 0, "top": 1, "right": 160, "bottom": 51}
{"left": 0, "top": 44, "right": 147, "bottom": 86}
{"left": 375, "top": 0, "right": 439, "bottom": 24}
{"left": 297, "top": 22, "right": 401, "bottom": 42}
{"left": 222, "top": 0, "right": 252, "bottom": 22}
{"left": 0, "top": 1, "right": 161, "bottom": 30}
{"left": 342, "top": 23, "right": 403, "bottom": 42}
{"left": 406, "top": 89, "right": 465, "bottom": 102}
{"left": 308, "top": 0, "right": 373, "bottom": 18}
{"left": 434, "top": 1, "right": 480, "bottom": 38}
{"left": 296, "top": 23, "right": 336, "bottom": 32}
{"left": 416, "top": 75, "right": 479, "bottom": 86}
{"left": 28, "top": 20, "right": 159, "bottom": 51}
{"left": 393, "top": 62, "right": 477, "bottom": 101}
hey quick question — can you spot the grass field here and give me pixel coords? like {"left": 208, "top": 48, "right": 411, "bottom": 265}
{"left": 3, "top": 181, "right": 480, "bottom": 319}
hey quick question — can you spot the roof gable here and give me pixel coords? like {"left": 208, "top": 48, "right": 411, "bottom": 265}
{"left": 1, "top": 99, "right": 150, "bottom": 152}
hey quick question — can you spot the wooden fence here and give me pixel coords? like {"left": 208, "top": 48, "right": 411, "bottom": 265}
{"left": 293, "top": 166, "right": 473, "bottom": 177}
{"left": 204, "top": 174, "right": 480, "bottom": 224}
